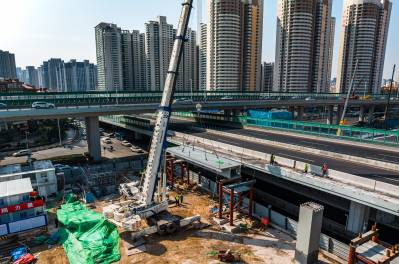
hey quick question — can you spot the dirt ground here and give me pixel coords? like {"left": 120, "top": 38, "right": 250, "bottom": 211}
{"left": 30, "top": 184, "right": 334, "bottom": 264}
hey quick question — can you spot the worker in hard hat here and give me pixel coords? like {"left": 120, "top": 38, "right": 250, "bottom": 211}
{"left": 322, "top": 163, "right": 328, "bottom": 177}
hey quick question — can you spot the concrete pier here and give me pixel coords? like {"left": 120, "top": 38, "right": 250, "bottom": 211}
{"left": 85, "top": 116, "right": 101, "bottom": 162}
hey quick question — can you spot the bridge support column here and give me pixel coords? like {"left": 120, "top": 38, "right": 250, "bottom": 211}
{"left": 367, "top": 105, "right": 375, "bottom": 124}
{"left": 359, "top": 106, "right": 365, "bottom": 122}
{"left": 295, "top": 202, "right": 324, "bottom": 264}
{"left": 85, "top": 116, "right": 101, "bottom": 162}
{"left": 336, "top": 105, "right": 343, "bottom": 125}
{"left": 326, "top": 106, "right": 334, "bottom": 124}
{"left": 297, "top": 106, "right": 304, "bottom": 121}
{"left": 346, "top": 201, "right": 369, "bottom": 234}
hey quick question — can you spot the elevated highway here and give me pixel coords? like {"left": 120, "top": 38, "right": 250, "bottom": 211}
{"left": 174, "top": 126, "right": 399, "bottom": 185}
{"left": 1, "top": 91, "right": 398, "bottom": 122}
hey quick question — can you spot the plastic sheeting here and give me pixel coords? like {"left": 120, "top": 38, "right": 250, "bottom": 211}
{"left": 10, "top": 246, "right": 28, "bottom": 262}
{"left": 57, "top": 195, "right": 120, "bottom": 264}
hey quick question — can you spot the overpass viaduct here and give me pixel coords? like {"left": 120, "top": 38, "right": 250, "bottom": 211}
{"left": 1, "top": 91, "right": 398, "bottom": 161}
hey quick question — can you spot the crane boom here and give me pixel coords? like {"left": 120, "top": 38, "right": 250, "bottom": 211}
{"left": 140, "top": 0, "right": 193, "bottom": 206}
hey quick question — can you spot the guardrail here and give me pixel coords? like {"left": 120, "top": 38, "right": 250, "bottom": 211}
{"left": 244, "top": 117, "right": 399, "bottom": 146}
{"left": 173, "top": 112, "right": 399, "bottom": 146}
{"left": 2, "top": 90, "right": 395, "bottom": 109}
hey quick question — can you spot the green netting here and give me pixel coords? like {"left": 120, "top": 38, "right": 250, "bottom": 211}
{"left": 57, "top": 194, "right": 120, "bottom": 264}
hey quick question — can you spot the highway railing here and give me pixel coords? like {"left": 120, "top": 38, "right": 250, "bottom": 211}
{"left": 244, "top": 117, "right": 399, "bottom": 146}
{"left": 0, "top": 91, "right": 347, "bottom": 108}
{"left": 173, "top": 112, "right": 399, "bottom": 146}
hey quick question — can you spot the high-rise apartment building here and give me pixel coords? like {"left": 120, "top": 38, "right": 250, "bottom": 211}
{"left": 261, "top": 62, "right": 274, "bottom": 92}
{"left": 56, "top": 60, "right": 97, "bottom": 92}
{"left": 95, "top": 23, "right": 123, "bottom": 91}
{"left": 26, "top": 66, "right": 39, "bottom": 87}
{"left": 132, "top": 30, "right": 147, "bottom": 90}
{"left": 145, "top": 16, "right": 175, "bottom": 91}
{"left": 40, "top": 58, "right": 64, "bottom": 90}
{"left": 199, "top": 23, "right": 207, "bottom": 90}
{"left": 121, "top": 30, "right": 135, "bottom": 91}
{"left": 274, "top": 0, "right": 335, "bottom": 93}
{"left": 176, "top": 28, "right": 198, "bottom": 91}
{"left": 336, "top": 0, "right": 392, "bottom": 95}
{"left": 206, "top": 0, "right": 263, "bottom": 91}
{"left": 207, "top": 0, "right": 263, "bottom": 91}
{"left": 0, "top": 50, "right": 17, "bottom": 79}
{"left": 16, "top": 67, "right": 28, "bottom": 83}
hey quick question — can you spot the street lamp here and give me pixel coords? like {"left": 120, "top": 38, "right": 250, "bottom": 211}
{"left": 57, "top": 119, "right": 62, "bottom": 146}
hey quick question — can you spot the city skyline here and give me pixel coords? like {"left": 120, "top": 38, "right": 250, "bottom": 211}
{"left": 1, "top": 0, "right": 398, "bottom": 80}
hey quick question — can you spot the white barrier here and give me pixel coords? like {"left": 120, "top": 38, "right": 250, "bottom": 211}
{"left": 375, "top": 181, "right": 399, "bottom": 198}
{"left": 328, "top": 170, "right": 376, "bottom": 190}
{"left": 275, "top": 156, "right": 295, "bottom": 168}
{"left": 0, "top": 224, "right": 7, "bottom": 236}
{"left": 203, "top": 128, "right": 399, "bottom": 171}
{"left": 8, "top": 215, "right": 47, "bottom": 234}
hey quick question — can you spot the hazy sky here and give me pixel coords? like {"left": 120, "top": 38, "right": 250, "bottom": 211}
{"left": 0, "top": 0, "right": 398, "bottom": 79}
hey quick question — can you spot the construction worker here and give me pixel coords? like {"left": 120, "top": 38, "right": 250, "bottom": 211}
{"left": 179, "top": 194, "right": 184, "bottom": 204}
{"left": 175, "top": 194, "right": 180, "bottom": 206}
{"left": 322, "top": 163, "right": 328, "bottom": 177}
{"left": 270, "top": 154, "right": 275, "bottom": 165}
{"left": 54, "top": 215, "right": 59, "bottom": 228}
{"left": 304, "top": 163, "right": 309, "bottom": 173}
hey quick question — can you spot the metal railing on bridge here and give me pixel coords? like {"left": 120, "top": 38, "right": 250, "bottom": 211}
{"left": 0, "top": 90, "right": 349, "bottom": 108}
{"left": 173, "top": 111, "right": 399, "bottom": 146}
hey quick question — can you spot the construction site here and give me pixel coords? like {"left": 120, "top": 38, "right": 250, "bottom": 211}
{"left": 1, "top": 0, "right": 399, "bottom": 263}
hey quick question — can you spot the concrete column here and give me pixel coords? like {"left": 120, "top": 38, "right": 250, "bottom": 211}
{"left": 85, "top": 116, "right": 101, "bottom": 162}
{"left": 367, "top": 105, "right": 375, "bottom": 124}
{"left": 297, "top": 106, "right": 304, "bottom": 121}
{"left": 346, "top": 201, "right": 369, "bottom": 234}
{"left": 359, "top": 106, "right": 365, "bottom": 122}
{"left": 336, "top": 105, "right": 343, "bottom": 125}
{"left": 295, "top": 202, "right": 324, "bottom": 264}
{"left": 326, "top": 105, "right": 334, "bottom": 125}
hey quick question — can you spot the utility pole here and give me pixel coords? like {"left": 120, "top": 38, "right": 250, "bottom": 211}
{"left": 383, "top": 64, "right": 396, "bottom": 129}
{"left": 340, "top": 59, "right": 359, "bottom": 126}
{"left": 57, "top": 118, "right": 62, "bottom": 146}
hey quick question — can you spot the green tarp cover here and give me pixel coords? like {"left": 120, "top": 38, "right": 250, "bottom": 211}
{"left": 57, "top": 195, "right": 120, "bottom": 264}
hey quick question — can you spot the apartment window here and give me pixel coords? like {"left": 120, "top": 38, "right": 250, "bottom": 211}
{"left": 0, "top": 199, "right": 4, "bottom": 206}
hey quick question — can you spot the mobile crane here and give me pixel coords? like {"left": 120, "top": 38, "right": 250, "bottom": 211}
{"left": 103, "top": 0, "right": 200, "bottom": 234}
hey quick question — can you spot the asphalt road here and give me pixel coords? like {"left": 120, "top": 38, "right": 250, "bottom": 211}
{"left": 215, "top": 128, "right": 399, "bottom": 164}
{"left": 176, "top": 127, "right": 399, "bottom": 186}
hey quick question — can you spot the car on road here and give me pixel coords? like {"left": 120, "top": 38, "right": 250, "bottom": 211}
{"left": 130, "top": 146, "right": 144, "bottom": 153}
{"left": 32, "top": 102, "right": 55, "bottom": 109}
{"left": 121, "top": 140, "right": 132, "bottom": 147}
{"left": 0, "top": 102, "right": 7, "bottom": 109}
{"left": 12, "top": 149, "right": 32, "bottom": 157}
{"left": 102, "top": 137, "right": 112, "bottom": 144}
{"left": 305, "top": 97, "right": 315, "bottom": 101}
{"left": 173, "top": 98, "right": 193, "bottom": 104}
{"left": 220, "top": 96, "right": 234, "bottom": 100}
